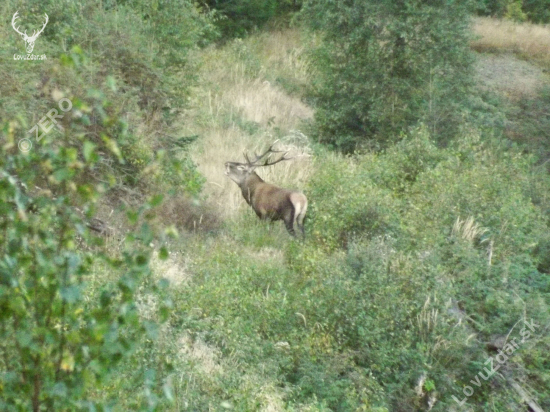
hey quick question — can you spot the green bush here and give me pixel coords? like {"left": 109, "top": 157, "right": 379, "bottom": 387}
{"left": 306, "top": 154, "right": 401, "bottom": 250}
{"left": 523, "top": 0, "right": 550, "bottom": 22}
{"left": 476, "top": 0, "right": 550, "bottom": 23}
{"left": 475, "top": 0, "right": 509, "bottom": 16}
{"left": 0, "top": 1, "right": 217, "bottom": 407}
{"left": 299, "top": 125, "right": 550, "bottom": 408}
{"left": 301, "top": 0, "right": 474, "bottom": 152}
{"left": 505, "top": 0, "right": 528, "bottom": 21}
{"left": 0, "top": 114, "right": 173, "bottom": 411}
{"left": 205, "top": 0, "right": 302, "bottom": 38}
{"left": 1, "top": 0, "right": 210, "bottom": 201}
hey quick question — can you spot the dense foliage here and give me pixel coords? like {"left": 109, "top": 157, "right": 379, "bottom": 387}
{"left": 0, "top": 116, "right": 173, "bottom": 410}
{"left": 1, "top": 0, "right": 212, "bottom": 408}
{"left": 162, "top": 127, "right": 550, "bottom": 410}
{"left": 522, "top": 0, "right": 550, "bottom": 22}
{"left": 1, "top": 0, "right": 209, "bottom": 198}
{"left": 205, "top": 0, "right": 302, "bottom": 38}
{"left": 301, "top": 0, "right": 474, "bottom": 152}
{"left": 476, "top": 0, "right": 550, "bottom": 22}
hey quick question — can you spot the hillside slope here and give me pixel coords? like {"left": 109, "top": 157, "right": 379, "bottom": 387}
{"left": 139, "top": 20, "right": 550, "bottom": 411}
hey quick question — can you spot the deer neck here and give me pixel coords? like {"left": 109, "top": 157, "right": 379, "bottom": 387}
{"left": 240, "top": 173, "right": 264, "bottom": 204}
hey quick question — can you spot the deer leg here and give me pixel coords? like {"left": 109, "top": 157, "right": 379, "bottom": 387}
{"left": 294, "top": 209, "right": 306, "bottom": 240}
{"left": 299, "top": 222, "right": 305, "bottom": 240}
{"left": 284, "top": 209, "right": 296, "bottom": 237}
{"left": 284, "top": 218, "right": 296, "bottom": 237}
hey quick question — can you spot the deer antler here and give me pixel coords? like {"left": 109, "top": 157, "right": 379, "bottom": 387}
{"left": 257, "top": 151, "right": 294, "bottom": 167}
{"left": 11, "top": 11, "right": 27, "bottom": 38}
{"left": 244, "top": 140, "right": 290, "bottom": 166}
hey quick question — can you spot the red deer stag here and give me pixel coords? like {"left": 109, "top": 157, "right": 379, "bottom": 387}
{"left": 225, "top": 143, "right": 307, "bottom": 238}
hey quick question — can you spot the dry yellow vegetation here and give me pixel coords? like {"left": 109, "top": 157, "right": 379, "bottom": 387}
{"left": 184, "top": 29, "right": 315, "bottom": 219}
{"left": 472, "top": 17, "right": 550, "bottom": 67}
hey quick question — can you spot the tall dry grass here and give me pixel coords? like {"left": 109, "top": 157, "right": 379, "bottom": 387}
{"left": 183, "top": 29, "right": 315, "bottom": 219}
{"left": 472, "top": 17, "right": 550, "bottom": 67}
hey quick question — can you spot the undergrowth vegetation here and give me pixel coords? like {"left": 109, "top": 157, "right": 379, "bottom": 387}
{"left": 1, "top": 0, "right": 550, "bottom": 411}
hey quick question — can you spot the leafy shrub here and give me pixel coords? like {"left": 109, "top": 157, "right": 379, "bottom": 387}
{"left": 0, "top": 1, "right": 220, "bottom": 406}
{"left": 523, "top": 0, "right": 550, "bottom": 22}
{"left": 299, "top": 125, "right": 550, "bottom": 408}
{"left": 301, "top": 0, "right": 474, "bottom": 152}
{"left": 1, "top": 0, "right": 213, "bottom": 207}
{"left": 505, "top": 0, "right": 528, "bottom": 21}
{"left": 120, "top": 0, "right": 219, "bottom": 67}
{"left": 306, "top": 154, "right": 401, "bottom": 250}
{"left": 476, "top": 0, "right": 550, "bottom": 23}
{"left": 205, "top": 0, "right": 302, "bottom": 39}
{"left": 0, "top": 114, "right": 172, "bottom": 411}
{"left": 307, "top": 126, "right": 443, "bottom": 249}
{"left": 475, "top": 0, "right": 509, "bottom": 17}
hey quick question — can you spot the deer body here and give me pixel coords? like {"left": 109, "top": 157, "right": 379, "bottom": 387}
{"left": 225, "top": 143, "right": 307, "bottom": 238}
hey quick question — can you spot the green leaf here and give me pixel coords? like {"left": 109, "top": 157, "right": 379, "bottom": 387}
{"left": 424, "top": 379, "right": 436, "bottom": 392}
{"left": 83, "top": 141, "right": 97, "bottom": 162}
{"left": 53, "top": 168, "right": 73, "bottom": 182}
{"left": 101, "top": 134, "right": 122, "bottom": 161}
{"left": 150, "top": 194, "right": 164, "bottom": 207}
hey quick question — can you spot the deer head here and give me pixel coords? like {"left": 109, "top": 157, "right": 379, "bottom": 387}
{"left": 12, "top": 11, "right": 49, "bottom": 54}
{"left": 224, "top": 140, "right": 293, "bottom": 185}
